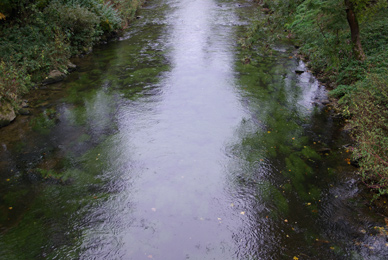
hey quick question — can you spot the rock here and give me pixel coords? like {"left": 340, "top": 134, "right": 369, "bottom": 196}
{"left": 67, "top": 61, "right": 77, "bottom": 72}
{"left": 18, "top": 108, "right": 31, "bottom": 115}
{"left": 317, "top": 147, "right": 331, "bottom": 153}
{"left": 21, "top": 100, "right": 29, "bottom": 108}
{"left": 0, "top": 101, "right": 16, "bottom": 127}
{"left": 42, "top": 70, "right": 66, "bottom": 85}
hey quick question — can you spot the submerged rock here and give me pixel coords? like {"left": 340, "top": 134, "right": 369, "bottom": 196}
{"left": 0, "top": 101, "right": 16, "bottom": 127}
{"left": 18, "top": 108, "right": 31, "bottom": 115}
{"left": 317, "top": 147, "right": 331, "bottom": 153}
{"left": 42, "top": 70, "right": 66, "bottom": 85}
{"left": 67, "top": 61, "right": 77, "bottom": 72}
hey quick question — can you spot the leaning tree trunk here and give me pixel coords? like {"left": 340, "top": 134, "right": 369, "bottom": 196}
{"left": 344, "top": 0, "right": 366, "bottom": 61}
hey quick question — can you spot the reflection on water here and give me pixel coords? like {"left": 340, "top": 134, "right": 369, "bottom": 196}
{"left": 1, "top": 0, "right": 388, "bottom": 259}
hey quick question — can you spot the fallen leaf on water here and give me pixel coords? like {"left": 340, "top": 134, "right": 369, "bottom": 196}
{"left": 230, "top": 203, "right": 234, "bottom": 207}
{"left": 9, "top": 207, "right": 12, "bottom": 210}
{"left": 217, "top": 218, "right": 221, "bottom": 221}
{"left": 267, "top": 131, "right": 271, "bottom": 133}
{"left": 292, "top": 137, "right": 295, "bottom": 140}
{"left": 6, "top": 179, "right": 10, "bottom": 181}
{"left": 151, "top": 208, "right": 156, "bottom": 212}
{"left": 284, "top": 219, "right": 288, "bottom": 223}
{"left": 293, "top": 257, "right": 299, "bottom": 260}
{"left": 240, "top": 211, "right": 245, "bottom": 215}
{"left": 147, "top": 255, "right": 153, "bottom": 258}
{"left": 307, "top": 202, "right": 311, "bottom": 206}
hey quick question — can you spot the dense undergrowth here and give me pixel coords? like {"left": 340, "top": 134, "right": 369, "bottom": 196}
{"left": 244, "top": 0, "right": 388, "bottom": 199}
{"left": 0, "top": 0, "right": 144, "bottom": 107}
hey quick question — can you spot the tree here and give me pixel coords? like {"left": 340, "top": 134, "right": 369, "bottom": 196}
{"left": 344, "top": 0, "right": 365, "bottom": 60}
{"left": 344, "top": 0, "right": 387, "bottom": 61}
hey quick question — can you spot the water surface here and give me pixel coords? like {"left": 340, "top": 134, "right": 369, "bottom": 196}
{"left": 1, "top": 0, "right": 388, "bottom": 259}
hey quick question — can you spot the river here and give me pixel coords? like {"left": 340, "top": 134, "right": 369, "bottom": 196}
{"left": 1, "top": 0, "right": 388, "bottom": 259}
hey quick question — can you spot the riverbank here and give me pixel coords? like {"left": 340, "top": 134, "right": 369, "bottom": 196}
{"left": 246, "top": 1, "right": 388, "bottom": 209}
{"left": 0, "top": 0, "right": 145, "bottom": 127}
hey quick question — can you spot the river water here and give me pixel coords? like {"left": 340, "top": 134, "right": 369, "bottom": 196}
{"left": 1, "top": 0, "right": 388, "bottom": 259}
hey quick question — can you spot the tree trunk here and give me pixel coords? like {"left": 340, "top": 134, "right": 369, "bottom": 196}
{"left": 344, "top": 0, "right": 366, "bottom": 61}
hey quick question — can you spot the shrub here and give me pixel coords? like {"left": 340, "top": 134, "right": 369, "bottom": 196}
{"left": 0, "top": 0, "right": 143, "bottom": 108}
{"left": 350, "top": 73, "right": 388, "bottom": 198}
{"left": 45, "top": 2, "right": 102, "bottom": 55}
{"left": 109, "top": 0, "right": 144, "bottom": 26}
{"left": 0, "top": 60, "right": 31, "bottom": 105}
{"left": 57, "top": 0, "right": 122, "bottom": 32}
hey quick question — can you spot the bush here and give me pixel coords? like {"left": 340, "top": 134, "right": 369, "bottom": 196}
{"left": 0, "top": 6, "right": 71, "bottom": 73}
{"left": 0, "top": 0, "right": 143, "bottom": 109}
{"left": 350, "top": 73, "right": 388, "bottom": 198}
{"left": 45, "top": 2, "right": 101, "bottom": 55}
{"left": 57, "top": 0, "right": 122, "bottom": 31}
{"left": 109, "top": 0, "right": 145, "bottom": 26}
{"left": 0, "top": 60, "right": 31, "bottom": 105}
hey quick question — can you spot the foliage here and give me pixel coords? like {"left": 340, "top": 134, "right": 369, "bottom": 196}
{"left": 0, "top": 60, "right": 31, "bottom": 104}
{"left": 109, "top": 0, "right": 145, "bottom": 26}
{"left": 0, "top": 0, "right": 143, "bottom": 109}
{"left": 350, "top": 73, "right": 388, "bottom": 198}
{"left": 45, "top": 2, "right": 102, "bottom": 55}
{"left": 0, "top": 9, "right": 71, "bottom": 82}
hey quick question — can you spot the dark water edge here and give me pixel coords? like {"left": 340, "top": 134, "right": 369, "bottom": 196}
{"left": 1, "top": 0, "right": 388, "bottom": 259}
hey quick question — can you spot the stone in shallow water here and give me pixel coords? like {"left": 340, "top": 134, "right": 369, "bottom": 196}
{"left": 42, "top": 70, "right": 66, "bottom": 85}
{"left": 0, "top": 101, "right": 16, "bottom": 127}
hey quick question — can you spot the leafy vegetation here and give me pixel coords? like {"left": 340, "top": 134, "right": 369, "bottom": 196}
{"left": 247, "top": 0, "right": 388, "bottom": 198}
{"left": 0, "top": 0, "right": 144, "bottom": 108}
